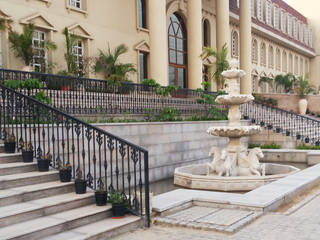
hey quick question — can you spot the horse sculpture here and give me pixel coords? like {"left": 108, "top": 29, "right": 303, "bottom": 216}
{"left": 238, "top": 147, "right": 265, "bottom": 176}
{"left": 207, "top": 147, "right": 232, "bottom": 176}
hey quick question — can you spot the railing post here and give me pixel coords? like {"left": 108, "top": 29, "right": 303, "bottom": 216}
{"left": 144, "top": 151, "right": 150, "bottom": 227}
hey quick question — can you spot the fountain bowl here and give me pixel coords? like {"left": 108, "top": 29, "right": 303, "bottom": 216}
{"left": 207, "top": 125, "right": 261, "bottom": 137}
{"left": 174, "top": 163, "right": 299, "bottom": 192}
{"left": 216, "top": 95, "right": 254, "bottom": 105}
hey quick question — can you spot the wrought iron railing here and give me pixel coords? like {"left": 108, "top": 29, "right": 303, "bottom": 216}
{"left": 0, "top": 83, "right": 150, "bottom": 226}
{"left": 241, "top": 101, "right": 320, "bottom": 145}
{"left": 0, "top": 68, "right": 216, "bottom": 115}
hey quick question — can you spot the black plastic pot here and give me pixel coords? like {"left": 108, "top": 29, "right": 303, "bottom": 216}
{"left": 95, "top": 191, "right": 107, "bottom": 206}
{"left": 37, "top": 159, "right": 50, "bottom": 172}
{"left": 4, "top": 142, "right": 16, "bottom": 153}
{"left": 22, "top": 150, "right": 33, "bottom": 163}
{"left": 112, "top": 202, "right": 126, "bottom": 217}
{"left": 59, "top": 169, "right": 72, "bottom": 182}
{"left": 75, "top": 179, "right": 87, "bottom": 194}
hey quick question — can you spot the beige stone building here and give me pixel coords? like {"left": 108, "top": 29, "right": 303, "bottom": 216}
{"left": 0, "top": 0, "right": 317, "bottom": 93}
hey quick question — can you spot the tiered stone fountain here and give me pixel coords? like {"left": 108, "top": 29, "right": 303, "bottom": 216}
{"left": 174, "top": 62, "right": 299, "bottom": 191}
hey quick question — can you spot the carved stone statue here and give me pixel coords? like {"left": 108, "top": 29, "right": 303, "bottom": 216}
{"left": 207, "top": 147, "right": 232, "bottom": 177}
{"left": 238, "top": 147, "right": 265, "bottom": 176}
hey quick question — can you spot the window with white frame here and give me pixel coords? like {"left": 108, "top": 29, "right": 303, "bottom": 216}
{"left": 257, "top": 0, "right": 263, "bottom": 21}
{"left": 287, "top": 15, "right": 292, "bottom": 37}
{"left": 293, "top": 19, "right": 298, "bottom": 39}
{"left": 268, "top": 45, "right": 274, "bottom": 69}
{"left": 69, "top": 0, "right": 82, "bottom": 9}
{"left": 72, "top": 39, "right": 84, "bottom": 75}
{"left": 273, "top": 7, "right": 279, "bottom": 29}
{"left": 309, "top": 29, "right": 313, "bottom": 47}
{"left": 299, "top": 23, "right": 304, "bottom": 42}
{"left": 276, "top": 48, "right": 281, "bottom": 70}
{"left": 32, "top": 30, "right": 47, "bottom": 72}
{"left": 304, "top": 26, "right": 309, "bottom": 45}
{"left": 265, "top": 1, "right": 272, "bottom": 25}
{"left": 231, "top": 31, "right": 239, "bottom": 58}
{"left": 280, "top": 11, "right": 286, "bottom": 33}
{"left": 251, "top": 0, "right": 256, "bottom": 18}
{"left": 252, "top": 39, "right": 258, "bottom": 63}
{"left": 260, "top": 42, "right": 266, "bottom": 66}
{"left": 282, "top": 51, "right": 287, "bottom": 72}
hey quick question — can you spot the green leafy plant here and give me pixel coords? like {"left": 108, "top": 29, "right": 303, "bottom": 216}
{"left": 141, "top": 79, "right": 160, "bottom": 88}
{"left": 294, "top": 76, "right": 316, "bottom": 98}
{"left": 274, "top": 74, "right": 297, "bottom": 93}
{"left": 157, "top": 107, "right": 179, "bottom": 121}
{"left": 94, "top": 44, "right": 136, "bottom": 81}
{"left": 296, "top": 144, "right": 320, "bottom": 150}
{"left": 4, "top": 79, "right": 23, "bottom": 89}
{"left": 21, "top": 78, "right": 43, "bottom": 90}
{"left": 156, "top": 85, "right": 178, "bottom": 97}
{"left": 33, "top": 91, "right": 51, "bottom": 104}
{"left": 202, "top": 44, "right": 230, "bottom": 90}
{"left": 9, "top": 23, "right": 57, "bottom": 66}
{"left": 248, "top": 143, "right": 281, "bottom": 149}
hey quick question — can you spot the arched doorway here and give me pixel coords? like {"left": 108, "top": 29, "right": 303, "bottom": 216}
{"left": 168, "top": 13, "right": 187, "bottom": 88}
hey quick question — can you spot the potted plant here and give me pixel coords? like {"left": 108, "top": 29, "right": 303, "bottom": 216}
{"left": 37, "top": 152, "right": 51, "bottom": 171}
{"left": 108, "top": 191, "right": 128, "bottom": 218}
{"left": 4, "top": 131, "right": 16, "bottom": 153}
{"left": 95, "top": 183, "right": 107, "bottom": 206}
{"left": 74, "top": 169, "right": 87, "bottom": 194}
{"left": 19, "top": 142, "right": 34, "bottom": 163}
{"left": 294, "top": 76, "right": 316, "bottom": 115}
{"left": 57, "top": 160, "right": 72, "bottom": 182}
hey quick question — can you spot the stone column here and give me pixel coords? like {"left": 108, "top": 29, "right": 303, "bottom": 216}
{"left": 2, "top": 22, "right": 10, "bottom": 68}
{"left": 148, "top": 0, "right": 168, "bottom": 86}
{"left": 187, "top": 0, "right": 203, "bottom": 89}
{"left": 240, "top": 0, "right": 252, "bottom": 94}
{"left": 216, "top": 0, "right": 230, "bottom": 53}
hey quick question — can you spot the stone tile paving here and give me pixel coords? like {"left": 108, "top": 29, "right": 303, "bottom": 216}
{"left": 113, "top": 195, "right": 320, "bottom": 240}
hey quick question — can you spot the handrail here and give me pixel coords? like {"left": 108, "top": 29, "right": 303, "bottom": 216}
{"left": 0, "top": 83, "right": 150, "bottom": 226}
{"left": 0, "top": 68, "right": 216, "bottom": 116}
{"left": 241, "top": 100, "right": 320, "bottom": 145}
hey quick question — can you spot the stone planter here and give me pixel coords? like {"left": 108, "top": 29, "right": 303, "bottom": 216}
{"left": 298, "top": 98, "right": 308, "bottom": 115}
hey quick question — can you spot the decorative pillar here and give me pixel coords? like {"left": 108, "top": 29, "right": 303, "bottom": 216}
{"left": 187, "top": 0, "right": 203, "bottom": 89}
{"left": 216, "top": 0, "right": 230, "bottom": 54}
{"left": 148, "top": 0, "right": 168, "bottom": 86}
{"left": 240, "top": 0, "right": 252, "bottom": 94}
{"left": 2, "top": 22, "right": 10, "bottom": 68}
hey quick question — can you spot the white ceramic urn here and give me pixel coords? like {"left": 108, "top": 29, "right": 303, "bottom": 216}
{"left": 298, "top": 98, "right": 308, "bottom": 115}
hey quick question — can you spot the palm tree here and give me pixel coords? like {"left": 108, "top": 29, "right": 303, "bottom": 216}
{"left": 94, "top": 44, "right": 136, "bottom": 81}
{"left": 202, "top": 43, "right": 230, "bottom": 90}
{"left": 294, "top": 76, "right": 315, "bottom": 98}
{"left": 274, "top": 73, "right": 297, "bottom": 93}
{"left": 9, "top": 23, "right": 57, "bottom": 66}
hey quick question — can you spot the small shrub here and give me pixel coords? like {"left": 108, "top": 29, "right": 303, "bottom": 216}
{"left": 296, "top": 145, "right": 320, "bottom": 150}
{"left": 33, "top": 91, "right": 51, "bottom": 104}
{"left": 157, "top": 107, "right": 179, "bottom": 121}
{"left": 248, "top": 143, "right": 281, "bottom": 149}
{"left": 4, "top": 79, "right": 23, "bottom": 89}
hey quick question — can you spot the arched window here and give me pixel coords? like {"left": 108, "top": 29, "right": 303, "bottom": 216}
{"left": 299, "top": 23, "right": 304, "bottom": 42}
{"left": 274, "top": 6, "right": 279, "bottom": 29}
{"left": 276, "top": 48, "right": 281, "bottom": 70}
{"left": 300, "top": 57, "right": 304, "bottom": 76}
{"left": 168, "top": 13, "right": 187, "bottom": 88}
{"left": 203, "top": 19, "right": 210, "bottom": 47}
{"left": 260, "top": 42, "right": 266, "bottom": 66}
{"left": 268, "top": 45, "right": 274, "bottom": 69}
{"left": 251, "top": 70, "right": 259, "bottom": 93}
{"left": 257, "top": 0, "right": 263, "bottom": 21}
{"left": 282, "top": 51, "right": 287, "bottom": 72}
{"left": 304, "top": 26, "right": 309, "bottom": 45}
{"left": 231, "top": 31, "right": 239, "bottom": 58}
{"left": 280, "top": 10, "right": 286, "bottom": 33}
{"left": 265, "top": 1, "right": 272, "bottom": 25}
{"left": 138, "top": 0, "right": 147, "bottom": 28}
{"left": 252, "top": 39, "right": 258, "bottom": 63}
{"left": 289, "top": 53, "right": 293, "bottom": 73}
{"left": 287, "top": 15, "right": 292, "bottom": 36}
{"left": 259, "top": 72, "right": 267, "bottom": 93}
{"left": 293, "top": 19, "right": 298, "bottom": 39}
{"left": 294, "top": 55, "right": 299, "bottom": 75}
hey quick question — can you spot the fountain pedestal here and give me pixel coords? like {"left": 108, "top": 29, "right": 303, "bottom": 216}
{"left": 174, "top": 62, "right": 299, "bottom": 191}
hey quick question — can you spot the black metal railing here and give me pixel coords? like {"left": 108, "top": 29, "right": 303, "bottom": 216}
{"left": 0, "top": 68, "right": 216, "bottom": 115}
{"left": 241, "top": 101, "right": 320, "bottom": 145}
{"left": 0, "top": 83, "right": 150, "bottom": 226}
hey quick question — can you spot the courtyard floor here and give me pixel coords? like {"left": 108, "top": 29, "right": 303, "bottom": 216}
{"left": 113, "top": 192, "right": 320, "bottom": 240}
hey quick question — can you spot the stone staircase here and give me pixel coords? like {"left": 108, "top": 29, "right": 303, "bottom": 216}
{"left": 0, "top": 143, "right": 142, "bottom": 240}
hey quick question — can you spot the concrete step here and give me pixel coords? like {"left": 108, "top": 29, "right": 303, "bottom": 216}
{"left": 0, "top": 192, "right": 95, "bottom": 228}
{"left": 0, "top": 171, "right": 59, "bottom": 190}
{"left": 0, "top": 162, "right": 37, "bottom": 176}
{"left": 0, "top": 204, "right": 112, "bottom": 240}
{"left": 0, "top": 153, "right": 22, "bottom": 163}
{"left": 0, "top": 144, "right": 4, "bottom": 153}
{"left": 0, "top": 181, "right": 74, "bottom": 207}
{"left": 42, "top": 215, "right": 142, "bottom": 240}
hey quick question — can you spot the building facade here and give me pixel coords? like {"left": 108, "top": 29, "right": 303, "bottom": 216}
{"left": 0, "top": 0, "right": 317, "bottom": 93}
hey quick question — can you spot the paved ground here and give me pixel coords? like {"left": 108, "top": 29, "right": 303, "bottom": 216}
{"left": 113, "top": 194, "right": 320, "bottom": 240}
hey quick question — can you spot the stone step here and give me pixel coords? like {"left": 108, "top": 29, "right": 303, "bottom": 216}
{"left": 0, "top": 192, "right": 95, "bottom": 228}
{"left": 0, "top": 171, "right": 59, "bottom": 190}
{"left": 0, "top": 162, "right": 37, "bottom": 176}
{"left": 0, "top": 144, "right": 4, "bottom": 153}
{"left": 0, "top": 204, "right": 112, "bottom": 240}
{"left": 0, "top": 181, "right": 74, "bottom": 207}
{"left": 42, "top": 215, "right": 142, "bottom": 240}
{"left": 0, "top": 153, "right": 22, "bottom": 163}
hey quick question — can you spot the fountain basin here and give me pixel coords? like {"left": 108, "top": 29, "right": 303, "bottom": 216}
{"left": 216, "top": 95, "right": 254, "bottom": 105}
{"left": 207, "top": 125, "right": 261, "bottom": 137}
{"left": 174, "top": 163, "right": 300, "bottom": 192}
